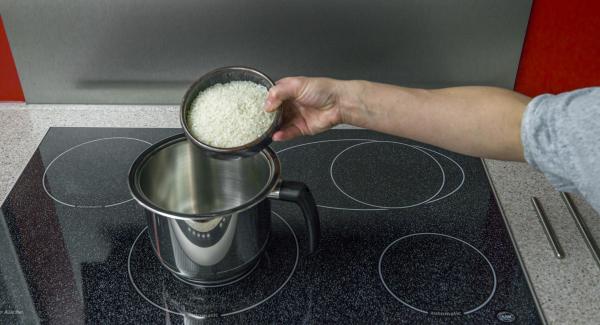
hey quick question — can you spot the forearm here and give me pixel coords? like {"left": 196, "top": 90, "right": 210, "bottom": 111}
{"left": 342, "top": 81, "right": 531, "bottom": 161}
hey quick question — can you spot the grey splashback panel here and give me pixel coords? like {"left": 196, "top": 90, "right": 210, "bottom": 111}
{"left": 1, "top": 0, "right": 531, "bottom": 104}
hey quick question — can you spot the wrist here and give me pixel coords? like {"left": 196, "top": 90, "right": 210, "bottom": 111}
{"left": 338, "top": 80, "right": 370, "bottom": 127}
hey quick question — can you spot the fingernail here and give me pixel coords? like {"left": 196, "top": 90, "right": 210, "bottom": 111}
{"left": 264, "top": 99, "right": 272, "bottom": 111}
{"left": 271, "top": 131, "right": 282, "bottom": 141}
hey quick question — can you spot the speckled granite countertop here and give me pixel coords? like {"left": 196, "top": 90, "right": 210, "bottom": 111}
{"left": 1, "top": 104, "right": 599, "bottom": 324}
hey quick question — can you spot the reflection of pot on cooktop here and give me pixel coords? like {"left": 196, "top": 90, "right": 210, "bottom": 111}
{"left": 276, "top": 139, "right": 465, "bottom": 210}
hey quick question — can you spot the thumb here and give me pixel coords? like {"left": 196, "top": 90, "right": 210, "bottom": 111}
{"left": 264, "top": 77, "right": 306, "bottom": 112}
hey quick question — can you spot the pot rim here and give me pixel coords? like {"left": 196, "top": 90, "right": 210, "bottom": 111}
{"left": 128, "top": 133, "right": 281, "bottom": 220}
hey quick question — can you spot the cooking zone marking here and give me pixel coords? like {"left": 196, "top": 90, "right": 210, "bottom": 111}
{"left": 42, "top": 137, "right": 152, "bottom": 208}
{"left": 413, "top": 145, "right": 465, "bottom": 204}
{"left": 128, "top": 212, "right": 299, "bottom": 319}
{"left": 378, "top": 233, "right": 497, "bottom": 315}
{"left": 330, "top": 141, "right": 445, "bottom": 209}
{"left": 276, "top": 139, "right": 465, "bottom": 211}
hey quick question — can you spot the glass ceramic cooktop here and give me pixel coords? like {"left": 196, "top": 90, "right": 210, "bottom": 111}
{"left": 0, "top": 127, "right": 544, "bottom": 324}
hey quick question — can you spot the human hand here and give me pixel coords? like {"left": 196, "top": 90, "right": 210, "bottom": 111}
{"left": 264, "top": 77, "right": 355, "bottom": 141}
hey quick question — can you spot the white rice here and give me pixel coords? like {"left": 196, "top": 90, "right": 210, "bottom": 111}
{"left": 187, "top": 81, "right": 275, "bottom": 148}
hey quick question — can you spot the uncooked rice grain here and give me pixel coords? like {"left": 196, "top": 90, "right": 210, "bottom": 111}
{"left": 187, "top": 81, "right": 274, "bottom": 148}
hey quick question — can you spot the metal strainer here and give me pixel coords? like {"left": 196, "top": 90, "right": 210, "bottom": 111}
{"left": 180, "top": 66, "right": 282, "bottom": 159}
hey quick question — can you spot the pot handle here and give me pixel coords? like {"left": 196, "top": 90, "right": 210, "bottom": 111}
{"left": 271, "top": 180, "right": 320, "bottom": 254}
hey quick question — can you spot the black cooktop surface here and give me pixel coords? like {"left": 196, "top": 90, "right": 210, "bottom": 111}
{"left": 0, "top": 127, "right": 543, "bottom": 324}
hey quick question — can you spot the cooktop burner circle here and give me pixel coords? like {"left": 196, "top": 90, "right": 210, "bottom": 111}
{"left": 378, "top": 233, "right": 497, "bottom": 316}
{"left": 275, "top": 139, "right": 466, "bottom": 211}
{"left": 128, "top": 212, "right": 299, "bottom": 319}
{"left": 330, "top": 141, "right": 446, "bottom": 209}
{"left": 415, "top": 146, "right": 466, "bottom": 204}
{"left": 42, "top": 137, "right": 151, "bottom": 208}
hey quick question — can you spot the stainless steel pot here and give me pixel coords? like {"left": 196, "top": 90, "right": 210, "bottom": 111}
{"left": 128, "top": 134, "right": 320, "bottom": 285}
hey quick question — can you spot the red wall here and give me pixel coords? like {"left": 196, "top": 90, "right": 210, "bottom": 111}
{"left": 0, "top": 16, "right": 24, "bottom": 102}
{"left": 514, "top": 0, "right": 600, "bottom": 97}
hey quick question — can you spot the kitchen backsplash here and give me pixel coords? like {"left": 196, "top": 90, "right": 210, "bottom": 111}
{"left": 0, "top": 0, "right": 531, "bottom": 104}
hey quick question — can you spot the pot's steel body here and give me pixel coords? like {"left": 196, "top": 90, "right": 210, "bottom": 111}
{"left": 145, "top": 200, "right": 272, "bottom": 285}
{"left": 129, "top": 134, "right": 319, "bottom": 285}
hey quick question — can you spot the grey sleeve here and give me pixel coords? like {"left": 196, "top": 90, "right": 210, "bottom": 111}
{"left": 521, "top": 87, "right": 600, "bottom": 213}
